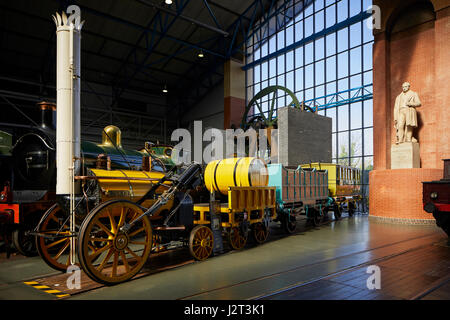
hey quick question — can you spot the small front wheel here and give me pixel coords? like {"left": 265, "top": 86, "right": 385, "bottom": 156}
{"left": 189, "top": 225, "right": 214, "bottom": 261}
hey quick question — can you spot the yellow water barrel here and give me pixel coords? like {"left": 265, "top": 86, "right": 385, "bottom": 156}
{"left": 204, "top": 157, "right": 268, "bottom": 195}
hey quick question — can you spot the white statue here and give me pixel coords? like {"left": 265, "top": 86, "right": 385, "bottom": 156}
{"left": 394, "top": 82, "right": 421, "bottom": 144}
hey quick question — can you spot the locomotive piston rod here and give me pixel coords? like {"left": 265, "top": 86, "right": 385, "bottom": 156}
{"left": 120, "top": 163, "right": 202, "bottom": 234}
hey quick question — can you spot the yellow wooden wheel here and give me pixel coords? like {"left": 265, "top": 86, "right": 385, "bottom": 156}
{"left": 189, "top": 225, "right": 214, "bottom": 261}
{"left": 35, "top": 204, "right": 76, "bottom": 271}
{"left": 77, "top": 200, "right": 152, "bottom": 285}
{"left": 229, "top": 227, "right": 247, "bottom": 250}
{"left": 251, "top": 222, "right": 269, "bottom": 244}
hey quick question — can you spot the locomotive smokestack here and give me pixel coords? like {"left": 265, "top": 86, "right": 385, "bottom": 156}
{"left": 53, "top": 7, "right": 83, "bottom": 195}
{"left": 37, "top": 101, "right": 56, "bottom": 129}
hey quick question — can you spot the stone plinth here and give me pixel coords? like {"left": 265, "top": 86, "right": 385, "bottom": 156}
{"left": 278, "top": 107, "right": 332, "bottom": 166}
{"left": 369, "top": 168, "right": 442, "bottom": 222}
{"left": 391, "top": 142, "right": 420, "bottom": 169}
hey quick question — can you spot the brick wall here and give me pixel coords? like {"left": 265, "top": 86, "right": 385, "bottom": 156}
{"left": 369, "top": 169, "right": 442, "bottom": 220}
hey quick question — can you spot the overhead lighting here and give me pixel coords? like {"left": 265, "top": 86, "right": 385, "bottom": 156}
{"left": 165, "top": 0, "right": 172, "bottom": 4}
{"left": 162, "top": 85, "right": 168, "bottom": 93}
{"left": 198, "top": 50, "right": 204, "bottom": 58}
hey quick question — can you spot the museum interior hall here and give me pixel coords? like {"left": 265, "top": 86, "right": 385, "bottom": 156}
{"left": 0, "top": 0, "right": 449, "bottom": 305}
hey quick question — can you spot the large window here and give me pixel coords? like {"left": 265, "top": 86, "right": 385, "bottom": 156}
{"left": 245, "top": 0, "right": 374, "bottom": 173}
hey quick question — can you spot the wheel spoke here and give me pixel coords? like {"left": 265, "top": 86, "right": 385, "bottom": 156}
{"left": 90, "top": 237, "right": 112, "bottom": 243}
{"left": 125, "top": 246, "right": 142, "bottom": 262}
{"left": 128, "top": 227, "right": 145, "bottom": 238}
{"left": 95, "top": 220, "right": 114, "bottom": 238}
{"left": 111, "top": 251, "right": 118, "bottom": 277}
{"left": 120, "top": 251, "right": 130, "bottom": 273}
{"left": 53, "top": 239, "right": 70, "bottom": 260}
{"left": 107, "top": 209, "right": 117, "bottom": 234}
{"left": 97, "top": 248, "right": 114, "bottom": 272}
{"left": 130, "top": 241, "right": 146, "bottom": 245}
{"left": 46, "top": 237, "right": 69, "bottom": 249}
{"left": 117, "top": 208, "right": 126, "bottom": 229}
{"left": 88, "top": 243, "right": 112, "bottom": 262}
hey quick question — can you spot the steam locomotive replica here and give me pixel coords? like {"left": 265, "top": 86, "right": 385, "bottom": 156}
{"left": 423, "top": 159, "right": 450, "bottom": 237}
{"left": 0, "top": 102, "right": 175, "bottom": 258}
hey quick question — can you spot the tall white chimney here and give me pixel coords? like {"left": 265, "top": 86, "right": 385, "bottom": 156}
{"left": 53, "top": 7, "right": 83, "bottom": 195}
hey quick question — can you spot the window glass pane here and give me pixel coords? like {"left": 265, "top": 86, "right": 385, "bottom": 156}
{"left": 350, "top": 102, "right": 362, "bottom": 129}
{"left": 315, "top": 37, "right": 325, "bottom": 61}
{"left": 286, "top": 25, "right": 294, "bottom": 46}
{"left": 351, "top": 129, "right": 363, "bottom": 157}
{"left": 305, "top": 42, "right": 314, "bottom": 65}
{"left": 364, "top": 128, "right": 373, "bottom": 156}
{"left": 338, "top": 131, "right": 349, "bottom": 164}
{"left": 337, "top": 0, "right": 348, "bottom": 23}
{"left": 326, "top": 56, "right": 336, "bottom": 82}
{"left": 363, "top": 18, "right": 374, "bottom": 43}
{"left": 326, "top": 33, "right": 336, "bottom": 56}
{"left": 295, "top": 46, "right": 304, "bottom": 66}
{"left": 269, "top": 36, "right": 276, "bottom": 54}
{"left": 325, "top": 4, "right": 336, "bottom": 28}
{"left": 261, "top": 62, "right": 268, "bottom": 81}
{"left": 350, "top": 22, "right": 361, "bottom": 48}
{"left": 315, "top": 0, "right": 325, "bottom": 11}
{"left": 364, "top": 156, "right": 373, "bottom": 171}
{"left": 315, "top": 60, "right": 325, "bottom": 85}
{"left": 286, "top": 71, "right": 294, "bottom": 91}
{"left": 269, "top": 58, "right": 276, "bottom": 77}
{"left": 337, "top": 52, "right": 349, "bottom": 78}
{"left": 286, "top": 50, "right": 294, "bottom": 72}
{"left": 349, "top": 0, "right": 361, "bottom": 17}
{"left": 254, "top": 65, "right": 260, "bottom": 83}
{"left": 363, "top": 43, "right": 373, "bottom": 71}
{"left": 363, "top": 99, "right": 373, "bottom": 127}
{"left": 305, "top": 15, "right": 314, "bottom": 37}
{"left": 295, "top": 67, "right": 304, "bottom": 92}
{"left": 295, "top": 21, "right": 304, "bottom": 42}
{"left": 278, "top": 55, "right": 285, "bottom": 74}
{"left": 315, "top": 10, "right": 324, "bottom": 33}
{"left": 350, "top": 47, "right": 362, "bottom": 75}
{"left": 338, "top": 104, "right": 349, "bottom": 131}
{"left": 337, "top": 28, "right": 348, "bottom": 52}
{"left": 305, "top": 64, "right": 314, "bottom": 88}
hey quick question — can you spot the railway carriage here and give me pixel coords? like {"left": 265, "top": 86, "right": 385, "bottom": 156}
{"left": 301, "top": 163, "right": 362, "bottom": 218}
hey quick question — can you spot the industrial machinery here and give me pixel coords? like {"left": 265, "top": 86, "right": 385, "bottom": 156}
{"left": 301, "top": 163, "right": 362, "bottom": 219}
{"left": 75, "top": 157, "right": 276, "bottom": 285}
{"left": 423, "top": 159, "right": 450, "bottom": 237}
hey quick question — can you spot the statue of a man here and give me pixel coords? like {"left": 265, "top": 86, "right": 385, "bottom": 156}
{"left": 394, "top": 82, "right": 421, "bottom": 144}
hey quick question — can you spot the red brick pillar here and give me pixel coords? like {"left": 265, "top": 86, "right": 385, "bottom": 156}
{"left": 224, "top": 59, "right": 246, "bottom": 129}
{"left": 373, "top": 32, "right": 391, "bottom": 170}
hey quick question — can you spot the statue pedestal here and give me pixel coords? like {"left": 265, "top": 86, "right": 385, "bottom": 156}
{"left": 391, "top": 142, "right": 420, "bottom": 169}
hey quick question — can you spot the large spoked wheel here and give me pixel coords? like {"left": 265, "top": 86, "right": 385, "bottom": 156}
{"left": 78, "top": 200, "right": 152, "bottom": 286}
{"left": 229, "top": 227, "right": 247, "bottom": 250}
{"left": 189, "top": 225, "right": 214, "bottom": 261}
{"left": 251, "top": 222, "right": 269, "bottom": 244}
{"left": 281, "top": 213, "right": 297, "bottom": 234}
{"left": 36, "top": 204, "right": 75, "bottom": 271}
